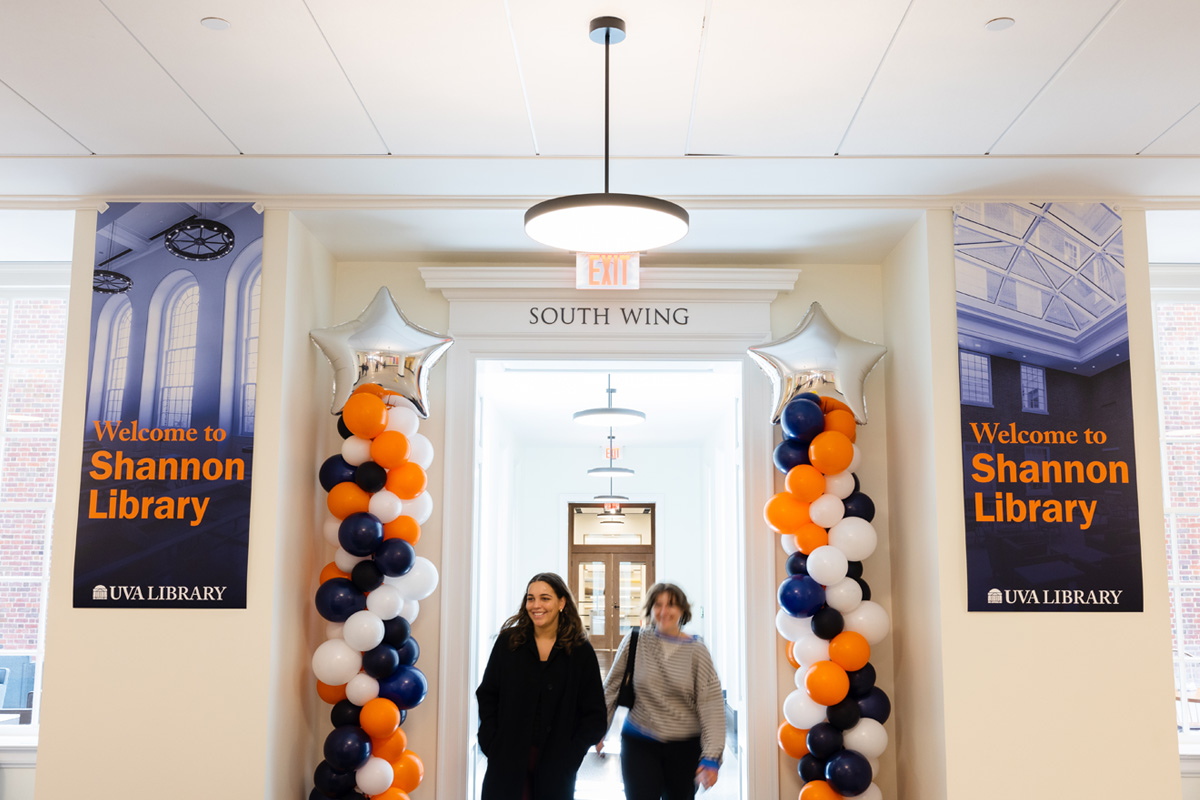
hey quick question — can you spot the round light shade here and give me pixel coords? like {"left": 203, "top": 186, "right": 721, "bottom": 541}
{"left": 588, "top": 466, "right": 635, "bottom": 478}
{"left": 525, "top": 193, "right": 689, "bottom": 253}
{"left": 594, "top": 493, "right": 629, "bottom": 501}
{"left": 573, "top": 407, "right": 646, "bottom": 426}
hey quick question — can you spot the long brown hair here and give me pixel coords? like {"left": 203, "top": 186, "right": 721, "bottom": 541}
{"left": 501, "top": 572, "right": 589, "bottom": 654}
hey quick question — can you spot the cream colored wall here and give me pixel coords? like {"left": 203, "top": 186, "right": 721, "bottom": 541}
{"left": 0, "top": 765, "right": 35, "bottom": 798}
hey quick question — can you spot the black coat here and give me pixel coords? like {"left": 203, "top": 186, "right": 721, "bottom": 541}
{"left": 476, "top": 628, "right": 607, "bottom": 800}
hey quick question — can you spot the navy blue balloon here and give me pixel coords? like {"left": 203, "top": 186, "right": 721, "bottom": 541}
{"left": 805, "top": 722, "right": 843, "bottom": 759}
{"left": 378, "top": 665, "right": 428, "bottom": 710}
{"left": 395, "top": 637, "right": 420, "bottom": 666}
{"left": 773, "top": 438, "right": 811, "bottom": 474}
{"left": 330, "top": 699, "right": 361, "bottom": 727}
{"left": 855, "top": 577, "right": 872, "bottom": 602}
{"left": 354, "top": 461, "right": 387, "bottom": 493}
{"left": 338, "top": 512, "right": 384, "bottom": 556}
{"left": 858, "top": 686, "right": 891, "bottom": 724}
{"left": 826, "top": 696, "right": 862, "bottom": 731}
{"left": 313, "top": 761, "right": 357, "bottom": 798}
{"left": 798, "top": 754, "right": 826, "bottom": 783}
{"left": 798, "top": 392, "right": 821, "bottom": 404}
{"left": 374, "top": 538, "right": 416, "bottom": 577}
{"left": 811, "top": 606, "right": 844, "bottom": 640}
{"left": 351, "top": 559, "right": 384, "bottom": 593}
{"left": 785, "top": 551, "right": 809, "bottom": 576}
{"left": 319, "top": 455, "right": 356, "bottom": 492}
{"left": 847, "top": 663, "right": 877, "bottom": 699}
{"left": 315, "top": 578, "right": 366, "bottom": 622}
{"left": 323, "top": 725, "right": 372, "bottom": 771}
{"left": 826, "top": 749, "right": 873, "bottom": 797}
{"left": 336, "top": 416, "right": 353, "bottom": 440}
{"left": 782, "top": 398, "right": 825, "bottom": 442}
{"left": 845, "top": 560, "right": 863, "bottom": 579}
{"left": 363, "top": 643, "right": 400, "bottom": 680}
{"left": 842, "top": 491, "right": 875, "bottom": 522}
{"left": 778, "top": 576, "right": 826, "bottom": 618}
{"left": 382, "top": 615, "right": 412, "bottom": 648}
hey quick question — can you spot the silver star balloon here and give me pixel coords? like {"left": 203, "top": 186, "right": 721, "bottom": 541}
{"left": 748, "top": 302, "right": 886, "bottom": 425}
{"left": 310, "top": 287, "right": 453, "bottom": 418}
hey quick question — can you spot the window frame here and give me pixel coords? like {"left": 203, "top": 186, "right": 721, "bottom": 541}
{"left": 1019, "top": 363, "right": 1049, "bottom": 414}
{"left": 156, "top": 279, "right": 200, "bottom": 429}
{"left": 101, "top": 298, "right": 132, "bottom": 423}
{"left": 959, "top": 349, "right": 994, "bottom": 408}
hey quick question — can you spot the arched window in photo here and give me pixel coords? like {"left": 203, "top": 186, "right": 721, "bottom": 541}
{"left": 158, "top": 281, "right": 199, "bottom": 428}
{"left": 239, "top": 268, "right": 261, "bottom": 435}
{"left": 101, "top": 300, "right": 132, "bottom": 423}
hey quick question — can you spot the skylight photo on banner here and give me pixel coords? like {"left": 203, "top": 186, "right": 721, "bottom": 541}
{"left": 954, "top": 202, "right": 1143, "bottom": 612}
{"left": 73, "top": 202, "right": 263, "bottom": 608}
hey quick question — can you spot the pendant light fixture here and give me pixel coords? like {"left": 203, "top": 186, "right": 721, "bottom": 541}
{"left": 588, "top": 429, "right": 634, "bottom": 478}
{"left": 524, "top": 16, "right": 689, "bottom": 253}
{"left": 574, "top": 374, "right": 645, "bottom": 427}
{"left": 594, "top": 477, "right": 628, "bottom": 503}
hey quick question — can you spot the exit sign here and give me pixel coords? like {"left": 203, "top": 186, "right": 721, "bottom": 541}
{"left": 576, "top": 253, "right": 639, "bottom": 290}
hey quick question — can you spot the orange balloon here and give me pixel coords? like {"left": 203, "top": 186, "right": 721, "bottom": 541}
{"left": 391, "top": 750, "right": 424, "bottom": 793}
{"left": 320, "top": 561, "right": 350, "bottom": 584}
{"left": 360, "top": 697, "right": 402, "bottom": 739}
{"left": 785, "top": 641, "right": 801, "bottom": 670}
{"left": 383, "top": 515, "right": 421, "bottom": 545}
{"left": 778, "top": 721, "right": 809, "bottom": 760}
{"left": 818, "top": 396, "right": 852, "bottom": 415}
{"left": 327, "top": 482, "right": 371, "bottom": 519}
{"left": 316, "top": 680, "right": 347, "bottom": 704}
{"left": 808, "top": 431, "right": 853, "bottom": 475}
{"left": 823, "top": 409, "right": 857, "bottom": 443}
{"left": 829, "top": 631, "right": 871, "bottom": 672}
{"left": 785, "top": 465, "right": 826, "bottom": 503}
{"left": 370, "top": 431, "right": 411, "bottom": 469}
{"left": 343, "top": 393, "right": 388, "bottom": 439}
{"left": 370, "top": 790, "right": 410, "bottom": 800}
{"left": 799, "top": 779, "right": 842, "bottom": 800}
{"left": 386, "top": 462, "right": 428, "bottom": 500}
{"left": 794, "top": 522, "right": 829, "bottom": 555}
{"left": 373, "top": 727, "right": 409, "bottom": 762}
{"left": 353, "top": 384, "right": 388, "bottom": 398}
{"left": 804, "top": 660, "right": 850, "bottom": 706}
{"left": 764, "top": 492, "right": 810, "bottom": 534}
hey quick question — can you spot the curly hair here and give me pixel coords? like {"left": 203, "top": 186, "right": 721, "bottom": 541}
{"left": 501, "top": 572, "right": 589, "bottom": 654}
{"left": 642, "top": 582, "right": 693, "bottom": 628}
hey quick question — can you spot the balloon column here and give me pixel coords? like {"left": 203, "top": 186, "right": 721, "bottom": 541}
{"left": 749, "top": 305, "right": 889, "bottom": 800}
{"left": 309, "top": 289, "right": 452, "bottom": 800}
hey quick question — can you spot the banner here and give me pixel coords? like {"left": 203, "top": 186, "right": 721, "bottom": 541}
{"left": 73, "top": 202, "right": 263, "bottom": 608}
{"left": 954, "top": 202, "right": 1143, "bottom": 611}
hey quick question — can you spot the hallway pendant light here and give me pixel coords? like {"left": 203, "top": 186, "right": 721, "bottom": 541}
{"left": 524, "top": 17, "right": 689, "bottom": 253}
{"left": 588, "top": 429, "right": 635, "bottom": 478}
{"left": 594, "top": 477, "right": 628, "bottom": 502}
{"left": 574, "top": 374, "right": 645, "bottom": 427}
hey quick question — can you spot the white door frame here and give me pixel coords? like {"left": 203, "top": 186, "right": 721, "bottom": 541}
{"left": 428, "top": 267, "right": 797, "bottom": 800}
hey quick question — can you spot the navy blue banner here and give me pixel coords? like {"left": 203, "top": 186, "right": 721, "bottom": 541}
{"left": 73, "top": 202, "right": 263, "bottom": 608}
{"left": 954, "top": 202, "right": 1143, "bottom": 612}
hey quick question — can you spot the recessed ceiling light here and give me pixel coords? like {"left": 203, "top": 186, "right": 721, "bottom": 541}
{"left": 201, "top": 17, "right": 231, "bottom": 31}
{"left": 985, "top": 17, "right": 1015, "bottom": 32}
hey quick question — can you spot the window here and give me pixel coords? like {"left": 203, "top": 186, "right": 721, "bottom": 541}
{"left": 1151, "top": 266, "right": 1200, "bottom": 750}
{"left": 101, "top": 301, "right": 132, "bottom": 423}
{"left": 240, "top": 270, "right": 261, "bottom": 435}
{"left": 1020, "top": 364, "right": 1048, "bottom": 413}
{"left": 158, "top": 282, "right": 199, "bottom": 428}
{"left": 0, "top": 264, "right": 70, "bottom": 745}
{"left": 959, "top": 350, "right": 993, "bottom": 407}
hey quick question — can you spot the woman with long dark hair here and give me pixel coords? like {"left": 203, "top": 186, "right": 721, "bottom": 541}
{"left": 476, "top": 572, "right": 607, "bottom": 800}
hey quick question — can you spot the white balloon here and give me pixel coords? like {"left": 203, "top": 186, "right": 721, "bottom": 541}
{"left": 312, "top": 639, "right": 362, "bottom": 685}
{"left": 807, "top": 545, "right": 848, "bottom": 586}
{"left": 325, "top": 621, "right": 345, "bottom": 640}
{"left": 400, "top": 599, "right": 420, "bottom": 623}
{"left": 356, "top": 757, "right": 395, "bottom": 796}
{"left": 858, "top": 784, "right": 882, "bottom": 800}
{"left": 334, "top": 547, "right": 368, "bottom": 573}
{"left": 794, "top": 666, "right": 808, "bottom": 690}
{"left": 844, "top": 601, "right": 890, "bottom": 645}
{"left": 848, "top": 444, "right": 862, "bottom": 473}
{"left": 825, "top": 471, "right": 855, "bottom": 499}
{"left": 366, "top": 583, "right": 403, "bottom": 619}
{"left": 829, "top": 517, "right": 878, "bottom": 562}
{"left": 343, "top": 609, "right": 385, "bottom": 652}
{"left": 346, "top": 672, "right": 380, "bottom": 705}
{"left": 775, "top": 608, "right": 811, "bottom": 642}
{"left": 843, "top": 718, "right": 887, "bottom": 759}
{"left": 369, "top": 490, "right": 403, "bottom": 524}
{"left": 867, "top": 758, "right": 880, "bottom": 779}
{"left": 824, "top": 577, "right": 864, "bottom": 614}
{"left": 407, "top": 433, "right": 434, "bottom": 470}
{"left": 341, "top": 436, "right": 372, "bottom": 467}
{"left": 791, "top": 632, "right": 829, "bottom": 668}
{"left": 809, "top": 494, "right": 845, "bottom": 528}
{"left": 323, "top": 518, "right": 342, "bottom": 548}
{"left": 780, "top": 533, "right": 799, "bottom": 555}
{"left": 403, "top": 492, "right": 433, "bottom": 525}
{"left": 386, "top": 556, "right": 439, "bottom": 600}
{"left": 386, "top": 406, "right": 420, "bottom": 437}
{"left": 384, "top": 394, "right": 416, "bottom": 412}
{"left": 783, "top": 688, "right": 828, "bottom": 728}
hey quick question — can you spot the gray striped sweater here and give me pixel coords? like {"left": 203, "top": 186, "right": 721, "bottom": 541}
{"left": 601, "top": 627, "right": 726, "bottom": 765}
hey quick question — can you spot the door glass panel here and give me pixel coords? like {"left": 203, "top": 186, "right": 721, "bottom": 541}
{"left": 576, "top": 561, "right": 606, "bottom": 636}
{"left": 618, "top": 561, "right": 647, "bottom": 635}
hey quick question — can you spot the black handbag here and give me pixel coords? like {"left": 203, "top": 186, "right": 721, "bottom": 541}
{"left": 616, "top": 629, "right": 639, "bottom": 708}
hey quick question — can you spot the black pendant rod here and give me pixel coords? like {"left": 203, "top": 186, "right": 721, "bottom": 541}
{"left": 604, "top": 26, "right": 610, "bottom": 194}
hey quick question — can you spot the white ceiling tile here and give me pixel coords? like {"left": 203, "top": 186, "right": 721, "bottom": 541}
{"left": 1140, "top": 102, "right": 1200, "bottom": 155}
{"left": 688, "top": 0, "right": 908, "bottom": 156}
{"left": 0, "top": 83, "right": 89, "bottom": 155}
{"left": 0, "top": 0, "right": 236, "bottom": 155}
{"left": 840, "top": 0, "right": 1115, "bottom": 155}
{"left": 101, "top": 0, "right": 386, "bottom": 154}
{"left": 993, "top": 0, "right": 1200, "bottom": 154}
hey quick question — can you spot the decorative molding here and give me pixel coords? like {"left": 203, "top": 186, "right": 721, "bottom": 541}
{"left": 0, "top": 744, "right": 37, "bottom": 767}
{"left": 420, "top": 266, "right": 800, "bottom": 292}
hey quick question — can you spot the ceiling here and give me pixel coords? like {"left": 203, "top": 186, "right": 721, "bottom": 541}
{"left": 6, "top": 0, "right": 1200, "bottom": 263}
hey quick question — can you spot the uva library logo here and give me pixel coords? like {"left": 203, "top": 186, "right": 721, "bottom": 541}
{"left": 92, "top": 584, "right": 229, "bottom": 602}
{"left": 987, "top": 587, "right": 1125, "bottom": 606}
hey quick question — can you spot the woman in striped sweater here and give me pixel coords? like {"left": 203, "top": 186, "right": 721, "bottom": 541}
{"left": 598, "top": 582, "right": 726, "bottom": 799}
